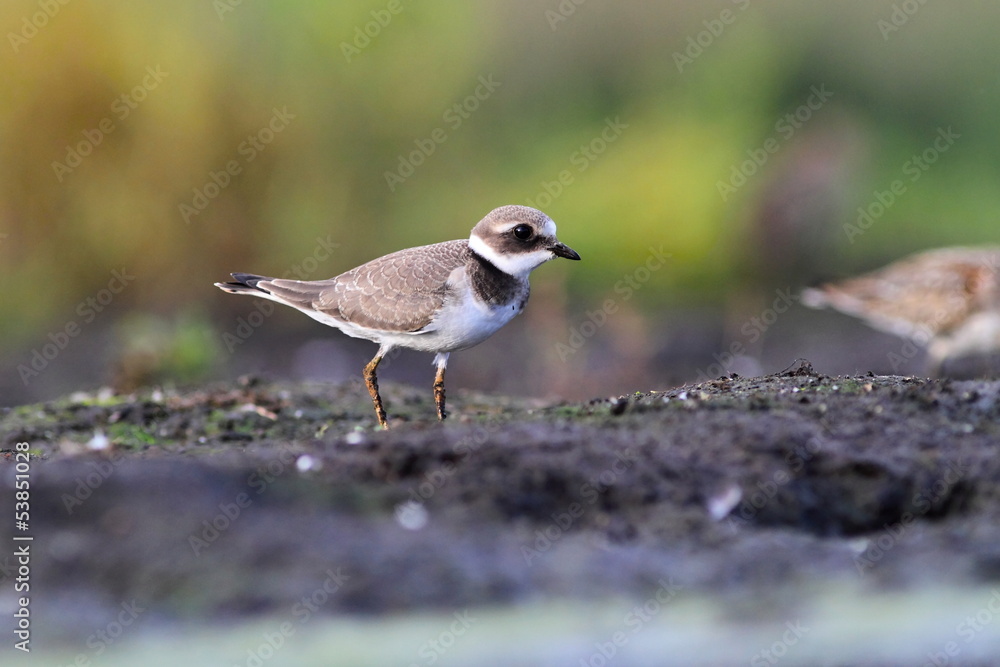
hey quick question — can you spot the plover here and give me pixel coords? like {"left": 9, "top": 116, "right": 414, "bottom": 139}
{"left": 215, "top": 205, "right": 580, "bottom": 427}
{"left": 801, "top": 246, "right": 1000, "bottom": 375}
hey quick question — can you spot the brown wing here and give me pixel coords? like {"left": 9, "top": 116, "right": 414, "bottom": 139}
{"left": 259, "top": 240, "right": 470, "bottom": 333}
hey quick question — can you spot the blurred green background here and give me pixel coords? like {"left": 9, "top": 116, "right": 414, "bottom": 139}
{"left": 3, "top": 0, "right": 999, "bottom": 405}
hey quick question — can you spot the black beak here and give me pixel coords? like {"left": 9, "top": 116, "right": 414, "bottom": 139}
{"left": 549, "top": 242, "right": 581, "bottom": 261}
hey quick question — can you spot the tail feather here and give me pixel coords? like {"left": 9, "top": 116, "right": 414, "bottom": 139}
{"left": 214, "top": 272, "right": 274, "bottom": 294}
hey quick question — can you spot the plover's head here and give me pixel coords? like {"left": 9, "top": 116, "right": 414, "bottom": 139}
{"left": 468, "top": 205, "right": 581, "bottom": 277}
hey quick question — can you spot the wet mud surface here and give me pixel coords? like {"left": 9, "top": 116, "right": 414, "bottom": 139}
{"left": 2, "top": 360, "right": 1000, "bottom": 644}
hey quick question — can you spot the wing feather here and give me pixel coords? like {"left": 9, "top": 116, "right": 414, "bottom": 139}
{"left": 260, "top": 240, "right": 469, "bottom": 333}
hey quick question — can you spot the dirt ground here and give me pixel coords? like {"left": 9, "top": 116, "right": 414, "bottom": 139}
{"left": 3, "top": 359, "right": 1000, "bottom": 665}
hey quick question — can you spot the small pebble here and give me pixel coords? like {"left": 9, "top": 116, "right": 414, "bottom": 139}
{"left": 846, "top": 537, "right": 870, "bottom": 555}
{"left": 394, "top": 501, "right": 428, "bottom": 531}
{"left": 707, "top": 484, "right": 743, "bottom": 521}
{"left": 87, "top": 432, "right": 110, "bottom": 451}
{"left": 296, "top": 454, "right": 321, "bottom": 472}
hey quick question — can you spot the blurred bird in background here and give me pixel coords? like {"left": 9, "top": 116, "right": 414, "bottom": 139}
{"left": 802, "top": 246, "right": 1000, "bottom": 377}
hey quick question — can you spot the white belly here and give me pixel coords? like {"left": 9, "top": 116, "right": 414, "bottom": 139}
{"left": 298, "top": 286, "right": 525, "bottom": 354}
{"left": 421, "top": 292, "right": 524, "bottom": 352}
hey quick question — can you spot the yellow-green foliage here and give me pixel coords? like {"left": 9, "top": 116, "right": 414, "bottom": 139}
{"left": 3, "top": 0, "right": 1000, "bottom": 347}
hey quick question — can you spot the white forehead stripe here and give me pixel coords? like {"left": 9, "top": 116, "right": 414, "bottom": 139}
{"left": 495, "top": 218, "right": 557, "bottom": 237}
{"left": 468, "top": 233, "right": 555, "bottom": 278}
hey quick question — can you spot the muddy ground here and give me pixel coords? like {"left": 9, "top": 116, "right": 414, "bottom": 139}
{"left": 3, "top": 360, "right": 1000, "bottom": 665}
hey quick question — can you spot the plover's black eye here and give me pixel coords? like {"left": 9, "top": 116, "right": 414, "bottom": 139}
{"left": 512, "top": 224, "right": 533, "bottom": 241}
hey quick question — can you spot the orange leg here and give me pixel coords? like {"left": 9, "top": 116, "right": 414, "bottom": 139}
{"left": 433, "top": 364, "right": 447, "bottom": 421}
{"left": 433, "top": 353, "right": 450, "bottom": 421}
{"left": 363, "top": 352, "right": 389, "bottom": 429}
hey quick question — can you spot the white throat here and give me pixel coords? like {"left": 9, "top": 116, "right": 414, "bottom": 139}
{"left": 468, "top": 234, "right": 554, "bottom": 278}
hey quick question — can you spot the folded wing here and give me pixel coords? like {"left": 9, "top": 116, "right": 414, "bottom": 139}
{"left": 251, "top": 240, "right": 470, "bottom": 333}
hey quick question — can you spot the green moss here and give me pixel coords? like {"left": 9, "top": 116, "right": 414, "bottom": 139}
{"left": 107, "top": 423, "right": 159, "bottom": 449}
{"left": 834, "top": 379, "right": 867, "bottom": 394}
{"left": 549, "top": 405, "right": 592, "bottom": 419}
